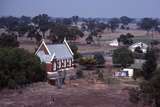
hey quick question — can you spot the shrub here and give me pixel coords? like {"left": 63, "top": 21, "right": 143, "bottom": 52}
{"left": 0, "top": 48, "right": 46, "bottom": 89}
{"left": 79, "top": 56, "right": 96, "bottom": 69}
{"left": 97, "top": 69, "right": 104, "bottom": 81}
{"left": 76, "top": 70, "right": 83, "bottom": 79}
{"left": 94, "top": 53, "right": 105, "bottom": 67}
{"left": 0, "top": 33, "right": 19, "bottom": 48}
{"left": 70, "top": 44, "right": 82, "bottom": 59}
{"left": 113, "top": 47, "right": 134, "bottom": 67}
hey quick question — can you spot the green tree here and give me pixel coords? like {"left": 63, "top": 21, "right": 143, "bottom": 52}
{"left": 86, "top": 35, "right": 94, "bottom": 44}
{"left": 142, "top": 48, "right": 157, "bottom": 80}
{"left": 0, "top": 48, "right": 46, "bottom": 89}
{"left": 94, "top": 53, "right": 105, "bottom": 67}
{"left": 69, "top": 44, "right": 81, "bottom": 59}
{"left": 129, "top": 48, "right": 160, "bottom": 107}
{"left": 120, "top": 16, "right": 132, "bottom": 26}
{"left": 138, "top": 18, "right": 158, "bottom": 35}
{"left": 108, "top": 18, "right": 120, "bottom": 32}
{"left": 0, "top": 16, "right": 19, "bottom": 32}
{"left": 32, "top": 14, "right": 50, "bottom": 38}
{"left": 118, "top": 33, "right": 134, "bottom": 45}
{"left": 72, "top": 16, "right": 79, "bottom": 25}
{"left": 113, "top": 47, "right": 134, "bottom": 67}
{"left": 0, "top": 33, "right": 19, "bottom": 48}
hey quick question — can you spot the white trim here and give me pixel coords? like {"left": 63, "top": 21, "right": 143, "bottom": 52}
{"left": 50, "top": 53, "right": 55, "bottom": 62}
{"left": 35, "top": 39, "right": 51, "bottom": 55}
{"left": 63, "top": 38, "right": 74, "bottom": 56}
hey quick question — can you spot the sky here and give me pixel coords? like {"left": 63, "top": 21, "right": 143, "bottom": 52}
{"left": 0, "top": 0, "right": 160, "bottom": 18}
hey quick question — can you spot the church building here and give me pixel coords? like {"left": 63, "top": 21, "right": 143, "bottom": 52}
{"left": 35, "top": 39, "right": 74, "bottom": 73}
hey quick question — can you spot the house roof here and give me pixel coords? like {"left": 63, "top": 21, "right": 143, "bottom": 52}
{"left": 47, "top": 44, "right": 73, "bottom": 59}
{"left": 35, "top": 39, "right": 73, "bottom": 63}
{"left": 129, "top": 42, "right": 148, "bottom": 49}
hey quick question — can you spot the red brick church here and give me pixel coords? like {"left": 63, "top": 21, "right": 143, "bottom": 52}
{"left": 35, "top": 39, "right": 74, "bottom": 73}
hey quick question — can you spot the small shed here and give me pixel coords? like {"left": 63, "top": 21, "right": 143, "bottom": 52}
{"left": 109, "top": 39, "right": 119, "bottom": 47}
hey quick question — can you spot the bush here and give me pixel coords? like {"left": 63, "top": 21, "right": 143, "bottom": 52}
{"left": 118, "top": 33, "right": 134, "bottom": 45}
{"left": 76, "top": 70, "right": 83, "bottom": 79}
{"left": 79, "top": 56, "right": 96, "bottom": 69}
{"left": 0, "top": 48, "right": 46, "bottom": 89}
{"left": 0, "top": 33, "right": 19, "bottom": 48}
{"left": 97, "top": 69, "right": 104, "bottom": 81}
{"left": 70, "top": 44, "right": 82, "bottom": 59}
{"left": 94, "top": 53, "right": 105, "bottom": 67}
{"left": 133, "top": 70, "right": 143, "bottom": 80}
{"left": 113, "top": 47, "right": 134, "bottom": 67}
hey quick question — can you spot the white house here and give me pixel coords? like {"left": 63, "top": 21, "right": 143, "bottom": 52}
{"left": 35, "top": 39, "right": 74, "bottom": 73}
{"left": 109, "top": 39, "right": 119, "bottom": 47}
{"left": 129, "top": 42, "right": 148, "bottom": 53}
{"left": 114, "top": 68, "right": 134, "bottom": 77}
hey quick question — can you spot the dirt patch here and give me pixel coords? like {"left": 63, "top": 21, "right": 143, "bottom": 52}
{"left": 0, "top": 79, "right": 141, "bottom": 107}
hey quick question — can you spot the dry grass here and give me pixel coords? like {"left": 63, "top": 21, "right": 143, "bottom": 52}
{"left": 0, "top": 79, "right": 141, "bottom": 107}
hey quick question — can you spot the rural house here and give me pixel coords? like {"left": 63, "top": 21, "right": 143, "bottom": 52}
{"left": 129, "top": 42, "right": 148, "bottom": 53}
{"left": 35, "top": 39, "right": 74, "bottom": 73}
{"left": 109, "top": 39, "right": 119, "bottom": 47}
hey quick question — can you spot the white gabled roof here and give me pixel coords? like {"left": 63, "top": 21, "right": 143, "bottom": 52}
{"left": 109, "top": 39, "right": 119, "bottom": 47}
{"left": 129, "top": 42, "right": 148, "bottom": 49}
{"left": 129, "top": 42, "right": 148, "bottom": 53}
{"left": 35, "top": 39, "right": 73, "bottom": 63}
{"left": 35, "top": 39, "right": 51, "bottom": 55}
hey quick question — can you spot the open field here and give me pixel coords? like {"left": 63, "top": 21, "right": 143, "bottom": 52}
{"left": 18, "top": 29, "right": 160, "bottom": 54}
{"left": 0, "top": 78, "right": 141, "bottom": 107}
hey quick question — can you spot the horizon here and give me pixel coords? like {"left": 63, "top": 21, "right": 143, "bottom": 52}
{"left": 0, "top": 0, "right": 160, "bottom": 18}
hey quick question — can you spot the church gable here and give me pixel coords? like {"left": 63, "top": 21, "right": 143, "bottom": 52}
{"left": 39, "top": 44, "right": 50, "bottom": 55}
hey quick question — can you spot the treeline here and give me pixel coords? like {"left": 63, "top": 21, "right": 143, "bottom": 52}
{"left": 0, "top": 14, "right": 84, "bottom": 44}
{"left": 1, "top": 15, "right": 160, "bottom": 45}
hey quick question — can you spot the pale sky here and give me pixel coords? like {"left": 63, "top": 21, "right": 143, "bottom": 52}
{"left": 0, "top": 0, "right": 160, "bottom": 18}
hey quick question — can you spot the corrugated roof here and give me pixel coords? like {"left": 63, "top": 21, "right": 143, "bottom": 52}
{"left": 47, "top": 44, "right": 73, "bottom": 59}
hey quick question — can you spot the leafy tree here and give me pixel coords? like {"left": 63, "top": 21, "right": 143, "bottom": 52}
{"left": 142, "top": 48, "right": 157, "bottom": 80}
{"left": 0, "top": 48, "right": 46, "bottom": 89}
{"left": 49, "top": 24, "right": 83, "bottom": 43}
{"left": 129, "top": 48, "right": 160, "bottom": 107}
{"left": 69, "top": 44, "right": 81, "bottom": 59}
{"left": 19, "top": 16, "right": 31, "bottom": 25}
{"left": 68, "top": 26, "right": 84, "bottom": 40}
{"left": 62, "top": 18, "right": 72, "bottom": 25}
{"left": 138, "top": 18, "right": 158, "bottom": 35}
{"left": 0, "top": 16, "right": 19, "bottom": 32}
{"left": 118, "top": 33, "right": 134, "bottom": 45}
{"left": 72, "top": 16, "right": 79, "bottom": 25}
{"left": 86, "top": 35, "right": 94, "bottom": 44}
{"left": 0, "top": 33, "right": 19, "bottom": 48}
{"left": 108, "top": 18, "right": 120, "bottom": 32}
{"left": 120, "top": 16, "right": 132, "bottom": 26}
{"left": 32, "top": 14, "right": 50, "bottom": 38}
{"left": 94, "top": 53, "right": 105, "bottom": 67}
{"left": 87, "top": 20, "right": 96, "bottom": 33}
{"left": 16, "top": 23, "right": 30, "bottom": 37}
{"left": 113, "top": 47, "right": 134, "bottom": 67}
